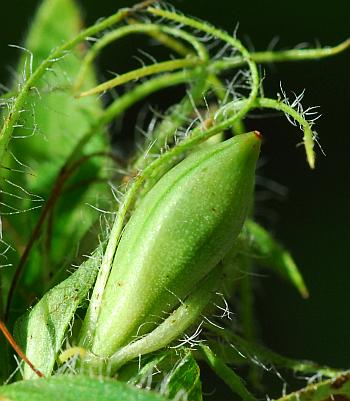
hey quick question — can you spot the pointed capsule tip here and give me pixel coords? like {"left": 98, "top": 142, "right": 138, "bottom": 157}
{"left": 254, "top": 130, "right": 263, "bottom": 140}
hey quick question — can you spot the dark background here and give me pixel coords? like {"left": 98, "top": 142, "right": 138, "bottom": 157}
{"left": 1, "top": 0, "right": 349, "bottom": 383}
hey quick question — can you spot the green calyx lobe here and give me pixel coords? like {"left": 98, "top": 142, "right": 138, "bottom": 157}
{"left": 92, "top": 132, "right": 261, "bottom": 357}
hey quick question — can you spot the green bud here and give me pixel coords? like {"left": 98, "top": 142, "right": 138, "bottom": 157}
{"left": 92, "top": 131, "right": 261, "bottom": 357}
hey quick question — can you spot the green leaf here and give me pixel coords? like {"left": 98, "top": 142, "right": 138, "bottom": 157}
{"left": 13, "top": 248, "right": 101, "bottom": 379}
{"left": 160, "top": 349, "right": 202, "bottom": 401}
{"left": 243, "top": 220, "right": 309, "bottom": 298}
{"left": 275, "top": 372, "right": 350, "bottom": 401}
{"left": 199, "top": 344, "right": 257, "bottom": 401}
{"left": 3, "top": 0, "right": 109, "bottom": 285}
{"left": 12, "top": 0, "right": 106, "bottom": 173}
{"left": 0, "top": 375, "right": 168, "bottom": 401}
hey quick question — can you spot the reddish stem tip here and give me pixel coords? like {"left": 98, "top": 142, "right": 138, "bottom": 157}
{"left": 254, "top": 130, "right": 263, "bottom": 140}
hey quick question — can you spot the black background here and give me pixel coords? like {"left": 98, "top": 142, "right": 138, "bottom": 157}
{"left": 1, "top": 0, "right": 349, "bottom": 381}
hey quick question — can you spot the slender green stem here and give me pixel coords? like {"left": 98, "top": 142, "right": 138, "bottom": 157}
{"left": 77, "top": 58, "right": 202, "bottom": 98}
{"left": 128, "top": 28, "right": 209, "bottom": 170}
{"left": 63, "top": 69, "right": 201, "bottom": 169}
{"left": 211, "top": 38, "right": 350, "bottom": 73}
{"left": 256, "top": 97, "right": 315, "bottom": 168}
{"left": 252, "top": 38, "right": 350, "bottom": 63}
{"left": 216, "top": 97, "right": 316, "bottom": 168}
{"left": 129, "top": 20, "right": 191, "bottom": 56}
{"left": 204, "top": 74, "right": 246, "bottom": 136}
{"left": 132, "top": 64, "right": 209, "bottom": 171}
{"left": 100, "top": 70, "right": 197, "bottom": 126}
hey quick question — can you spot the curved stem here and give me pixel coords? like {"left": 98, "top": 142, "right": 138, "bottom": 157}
{"left": 211, "top": 38, "right": 350, "bottom": 73}
{"left": 252, "top": 38, "right": 350, "bottom": 63}
{"left": 100, "top": 69, "right": 197, "bottom": 126}
{"left": 64, "top": 70, "right": 199, "bottom": 170}
{"left": 147, "top": 6, "right": 260, "bottom": 121}
{"left": 77, "top": 58, "right": 202, "bottom": 98}
{"left": 256, "top": 97, "right": 315, "bottom": 167}
{"left": 214, "top": 96, "right": 316, "bottom": 167}
{"left": 74, "top": 22, "right": 207, "bottom": 92}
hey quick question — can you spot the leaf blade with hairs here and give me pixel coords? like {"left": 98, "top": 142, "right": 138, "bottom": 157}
{"left": 160, "top": 349, "right": 202, "bottom": 401}
{"left": 13, "top": 249, "right": 101, "bottom": 379}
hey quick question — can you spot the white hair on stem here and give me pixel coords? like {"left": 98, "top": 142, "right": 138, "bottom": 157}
{"left": 109, "top": 184, "right": 124, "bottom": 205}
{"left": 137, "top": 48, "right": 158, "bottom": 65}
{"left": 8, "top": 44, "right": 34, "bottom": 80}
{"left": 203, "top": 315, "right": 224, "bottom": 330}
{"left": 170, "top": 320, "right": 204, "bottom": 349}
{"left": 165, "top": 287, "right": 185, "bottom": 305}
{"left": 0, "top": 202, "right": 42, "bottom": 215}
{"left": 12, "top": 123, "right": 38, "bottom": 140}
{"left": 85, "top": 203, "right": 117, "bottom": 215}
{"left": 213, "top": 291, "right": 234, "bottom": 321}
{"left": 4, "top": 179, "right": 43, "bottom": 200}
{"left": 279, "top": 82, "right": 325, "bottom": 156}
{"left": 186, "top": 90, "right": 204, "bottom": 128}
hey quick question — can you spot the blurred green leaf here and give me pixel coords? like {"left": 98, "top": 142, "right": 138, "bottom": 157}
{"left": 2, "top": 0, "right": 110, "bottom": 319}
{"left": 12, "top": 0, "right": 106, "bottom": 172}
{"left": 13, "top": 248, "right": 101, "bottom": 379}
{"left": 0, "top": 375, "right": 168, "bottom": 401}
{"left": 199, "top": 344, "right": 257, "bottom": 401}
{"left": 243, "top": 220, "right": 309, "bottom": 298}
{"left": 206, "top": 325, "right": 341, "bottom": 378}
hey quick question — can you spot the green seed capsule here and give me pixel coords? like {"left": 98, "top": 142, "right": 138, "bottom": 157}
{"left": 92, "top": 131, "right": 261, "bottom": 357}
